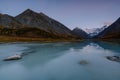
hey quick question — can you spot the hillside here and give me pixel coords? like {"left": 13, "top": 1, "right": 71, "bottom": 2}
{"left": 95, "top": 18, "right": 120, "bottom": 39}
{"left": 15, "top": 9, "right": 74, "bottom": 38}
{"left": 0, "top": 9, "right": 82, "bottom": 40}
{"left": 72, "top": 27, "right": 89, "bottom": 39}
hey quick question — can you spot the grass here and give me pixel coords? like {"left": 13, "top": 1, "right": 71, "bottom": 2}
{"left": 0, "top": 36, "right": 82, "bottom": 42}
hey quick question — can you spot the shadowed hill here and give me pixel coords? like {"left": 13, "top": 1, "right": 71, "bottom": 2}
{"left": 72, "top": 27, "right": 89, "bottom": 39}
{"left": 15, "top": 9, "right": 74, "bottom": 38}
{"left": 0, "top": 9, "right": 81, "bottom": 39}
{"left": 94, "top": 17, "right": 120, "bottom": 39}
{"left": 0, "top": 14, "right": 22, "bottom": 29}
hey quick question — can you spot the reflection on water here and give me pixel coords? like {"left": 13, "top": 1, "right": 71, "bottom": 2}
{"left": 0, "top": 41, "right": 120, "bottom": 80}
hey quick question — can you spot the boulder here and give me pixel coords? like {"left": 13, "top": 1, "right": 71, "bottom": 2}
{"left": 106, "top": 56, "right": 120, "bottom": 62}
{"left": 79, "top": 60, "right": 89, "bottom": 65}
{"left": 3, "top": 54, "right": 22, "bottom": 61}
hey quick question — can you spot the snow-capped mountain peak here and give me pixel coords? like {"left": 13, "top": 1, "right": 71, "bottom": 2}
{"left": 85, "top": 25, "right": 108, "bottom": 37}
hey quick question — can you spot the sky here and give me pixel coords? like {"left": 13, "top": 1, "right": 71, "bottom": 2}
{"left": 0, "top": 0, "right": 120, "bottom": 30}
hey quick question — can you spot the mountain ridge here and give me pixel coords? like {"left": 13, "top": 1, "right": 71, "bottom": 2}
{"left": 95, "top": 17, "right": 120, "bottom": 39}
{"left": 0, "top": 13, "right": 22, "bottom": 29}
{"left": 0, "top": 9, "right": 78, "bottom": 39}
{"left": 85, "top": 25, "right": 108, "bottom": 37}
{"left": 0, "top": 9, "right": 120, "bottom": 40}
{"left": 72, "top": 27, "right": 89, "bottom": 39}
{"left": 15, "top": 9, "right": 74, "bottom": 38}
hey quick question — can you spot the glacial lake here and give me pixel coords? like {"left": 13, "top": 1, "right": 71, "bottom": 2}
{"left": 0, "top": 41, "right": 120, "bottom": 80}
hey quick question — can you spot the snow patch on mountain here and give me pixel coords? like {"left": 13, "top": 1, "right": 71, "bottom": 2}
{"left": 85, "top": 25, "right": 108, "bottom": 37}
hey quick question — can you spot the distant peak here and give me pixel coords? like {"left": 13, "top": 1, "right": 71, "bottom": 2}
{"left": 0, "top": 14, "right": 11, "bottom": 17}
{"left": 15, "top": 9, "right": 39, "bottom": 17}
{"left": 75, "top": 27, "right": 80, "bottom": 29}
{"left": 25, "top": 9, "right": 32, "bottom": 11}
{"left": 23, "top": 9, "right": 36, "bottom": 14}
{"left": 73, "top": 27, "right": 81, "bottom": 30}
{"left": 39, "top": 12, "right": 45, "bottom": 15}
{"left": 26, "top": 9, "right": 33, "bottom": 12}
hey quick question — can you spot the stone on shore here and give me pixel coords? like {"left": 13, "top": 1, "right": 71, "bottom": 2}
{"left": 3, "top": 54, "right": 22, "bottom": 61}
{"left": 106, "top": 56, "right": 120, "bottom": 62}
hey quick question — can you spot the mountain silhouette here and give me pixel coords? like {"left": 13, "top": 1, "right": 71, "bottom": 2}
{"left": 0, "top": 9, "right": 79, "bottom": 39}
{"left": 15, "top": 9, "right": 74, "bottom": 38}
{"left": 95, "top": 18, "right": 120, "bottom": 39}
{"left": 0, "top": 9, "right": 119, "bottom": 40}
{"left": 72, "top": 27, "right": 89, "bottom": 39}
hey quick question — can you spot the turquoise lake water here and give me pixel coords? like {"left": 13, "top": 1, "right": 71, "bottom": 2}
{"left": 0, "top": 41, "right": 120, "bottom": 80}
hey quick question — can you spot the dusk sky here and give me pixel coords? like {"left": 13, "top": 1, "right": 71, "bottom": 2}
{"left": 0, "top": 0, "right": 120, "bottom": 30}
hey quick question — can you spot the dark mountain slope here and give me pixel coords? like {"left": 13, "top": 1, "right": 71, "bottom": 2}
{"left": 0, "top": 9, "right": 88, "bottom": 39}
{"left": 96, "top": 17, "right": 120, "bottom": 39}
{"left": 0, "top": 14, "right": 22, "bottom": 29}
{"left": 0, "top": 12, "right": 67, "bottom": 38}
{"left": 72, "top": 27, "right": 89, "bottom": 39}
{"left": 15, "top": 9, "right": 74, "bottom": 38}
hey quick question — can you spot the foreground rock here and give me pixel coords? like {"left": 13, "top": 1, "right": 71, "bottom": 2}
{"left": 79, "top": 60, "right": 89, "bottom": 65}
{"left": 106, "top": 56, "right": 120, "bottom": 62}
{"left": 3, "top": 54, "right": 22, "bottom": 61}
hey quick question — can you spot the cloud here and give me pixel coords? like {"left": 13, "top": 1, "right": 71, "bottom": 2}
{"left": 104, "top": 22, "right": 113, "bottom": 26}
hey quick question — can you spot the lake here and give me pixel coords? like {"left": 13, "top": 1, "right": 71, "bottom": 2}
{"left": 0, "top": 41, "right": 120, "bottom": 80}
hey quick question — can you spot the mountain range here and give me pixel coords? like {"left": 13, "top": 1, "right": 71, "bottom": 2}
{"left": 85, "top": 25, "right": 108, "bottom": 37}
{"left": 74, "top": 17, "right": 120, "bottom": 39}
{"left": 0, "top": 9, "right": 77, "bottom": 39}
{"left": 0, "top": 9, "right": 120, "bottom": 40}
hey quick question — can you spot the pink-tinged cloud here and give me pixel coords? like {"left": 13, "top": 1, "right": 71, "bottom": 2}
{"left": 104, "top": 22, "right": 113, "bottom": 26}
